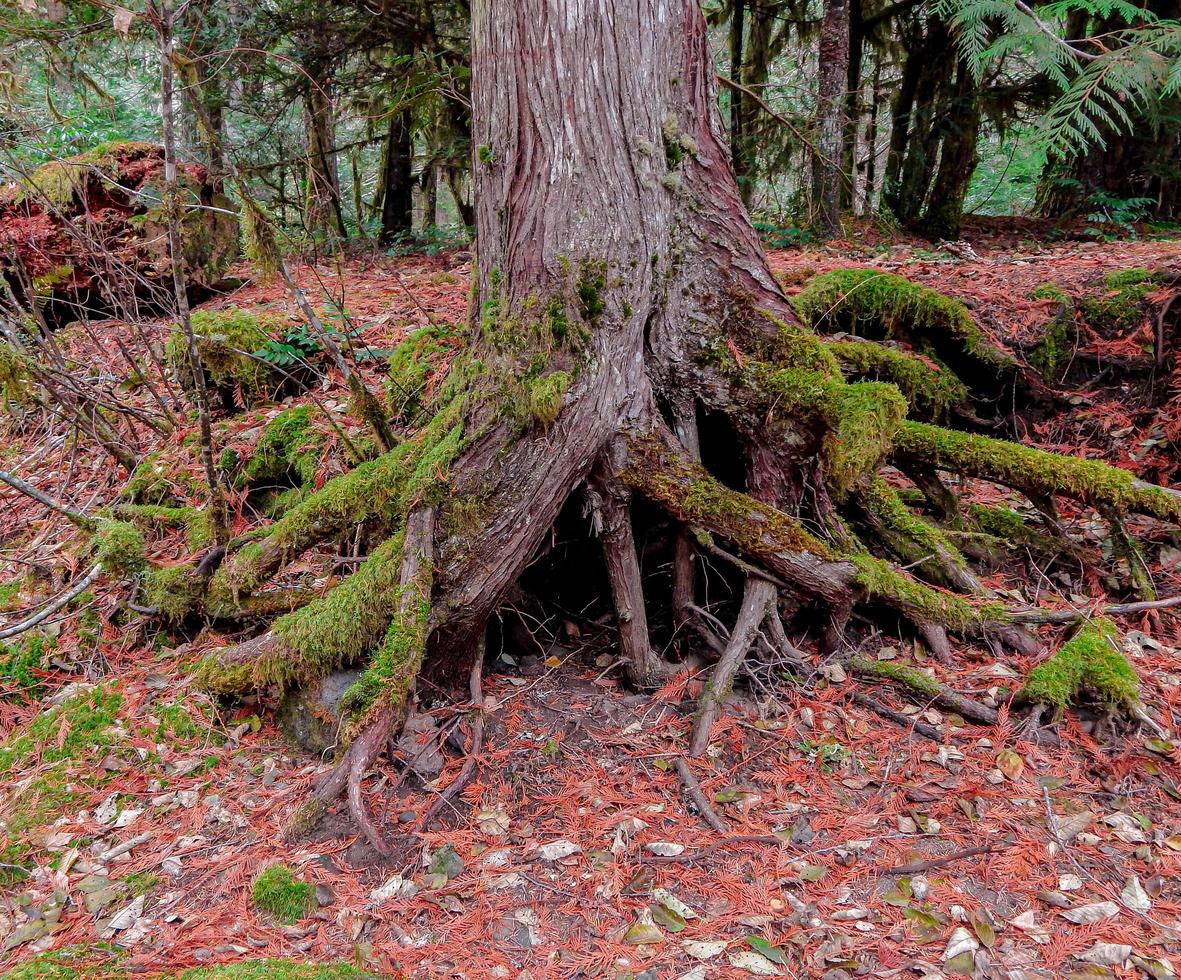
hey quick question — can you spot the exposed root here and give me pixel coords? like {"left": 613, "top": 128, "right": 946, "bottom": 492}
{"left": 894, "top": 420, "right": 1181, "bottom": 523}
{"left": 417, "top": 646, "right": 485, "bottom": 831}
{"left": 848, "top": 653, "right": 999, "bottom": 725}
{"left": 850, "top": 691, "right": 943, "bottom": 742}
{"left": 689, "top": 576, "right": 777, "bottom": 757}
{"left": 673, "top": 757, "right": 729, "bottom": 833}
{"left": 591, "top": 451, "right": 662, "bottom": 687}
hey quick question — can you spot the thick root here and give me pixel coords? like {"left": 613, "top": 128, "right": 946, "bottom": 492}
{"left": 895, "top": 421, "right": 1181, "bottom": 523}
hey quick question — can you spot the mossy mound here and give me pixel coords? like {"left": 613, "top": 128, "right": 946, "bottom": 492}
{"left": 251, "top": 865, "right": 316, "bottom": 923}
{"left": 792, "top": 269, "right": 1017, "bottom": 381}
{"left": 1020, "top": 618, "right": 1140, "bottom": 711}
{"left": 385, "top": 322, "right": 462, "bottom": 424}
{"left": 124, "top": 450, "right": 203, "bottom": 506}
{"left": 3, "top": 948, "right": 374, "bottom": 979}
{"left": 0, "top": 342, "right": 39, "bottom": 411}
{"left": 167, "top": 308, "right": 289, "bottom": 409}
{"left": 241, "top": 406, "right": 323, "bottom": 489}
{"left": 1079, "top": 268, "right": 1163, "bottom": 329}
{"left": 1028, "top": 283, "right": 1076, "bottom": 382}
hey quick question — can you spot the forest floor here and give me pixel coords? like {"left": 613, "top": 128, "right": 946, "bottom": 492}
{"left": 2, "top": 225, "right": 1181, "bottom": 979}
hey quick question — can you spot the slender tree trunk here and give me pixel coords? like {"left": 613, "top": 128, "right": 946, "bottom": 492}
{"left": 155, "top": 0, "right": 228, "bottom": 546}
{"left": 861, "top": 59, "right": 883, "bottom": 213}
{"left": 379, "top": 106, "right": 414, "bottom": 243}
{"left": 813, "top": 0, "right": 849, "bottom": 236}
{"left": 841, "top": 0, "right": 863, "bottom": 210}
{"left": 304, "top": 82, "right": 347, "bottom": 239}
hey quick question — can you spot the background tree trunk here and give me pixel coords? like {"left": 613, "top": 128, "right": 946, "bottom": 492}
{"left": 813, "top": 0, "right": 850, "bottom": 235}
{"left": 379, "top": 105, "right": 414, "bottom": 242}
{"left": 304, "top": 83, "right": 347, "bottom": 238}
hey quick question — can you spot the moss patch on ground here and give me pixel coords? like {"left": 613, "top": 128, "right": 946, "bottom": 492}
{"left": 3, "top": 948, "right": 373, "bottom": 979}
{"left": 251, "top": 865, "right": 316, "bottom": 923}
{"left": 1079, "top": 268, "right": 1163, "bottom": 329}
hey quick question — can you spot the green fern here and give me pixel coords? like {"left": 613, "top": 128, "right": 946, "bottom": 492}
{"left": 942, "top": 0, "right": 1181, "bottom": 156}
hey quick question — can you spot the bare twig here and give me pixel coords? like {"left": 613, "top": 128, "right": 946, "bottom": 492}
{"left": 0, "top": 563, "right": 103, "bottom": 641}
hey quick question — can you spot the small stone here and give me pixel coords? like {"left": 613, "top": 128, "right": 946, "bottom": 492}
{"left": 398, "top": 811, "right": 417, "bottom": 824}
{"left": 314, "top": 884, "right": 335, "bottom": 907}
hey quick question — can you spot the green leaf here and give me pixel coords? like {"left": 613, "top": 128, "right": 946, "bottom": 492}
{"left": 746, "top": 936, "right": 788, "bottom": 965}
{"left": 650, "top": 903, "right": 687, "bottom": 933}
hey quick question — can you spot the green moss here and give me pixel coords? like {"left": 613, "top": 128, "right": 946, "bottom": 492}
{"left": 0, "top": 683, "right": 123, "bottom": 775}
{"left": 624, "top": 437, "right": 832, "bottom": 560}
{"left": 661, "top": 113, "right": 697, "bottom": 170}
{"left": 1079, "top": 268, "right": 1162, "bottom": 329}
{"left": 167, "top": 308, "right": 285, "bottom": 408}
{"left": 385, "top": 323, "right": 460, "bottom": 424}
{"left": 251, "top": 865, "right": 315, "bottom": 923}
{"left": 759, "top": 367, "right": 907, "bottom": 496}
{"left": 1020, "top": 618, "right": 1140, "bottom": 710}
{"left": 1031, "top": 282, "right": 1069, "bottom": 304}
{"left": 242, "top": 406, "right": 322, "bottom": 488}
{"left": 476, "top": 144, "right": 493, "bottom": 164}
{"left": 142, "top": 566, "right": 204, "bottom": 622}
{"left": 793, "top": 269, "right": 1017, "bottom": 373}
{"left": 111, "top": 503, "right": 212, "bottom": 551}
{"left": 827, "top": 338, "right": 968, "bottom": 418}
{"left": 261, "top": 486, "right": 311, "bottom": 520}
{"left": 338, "top": 555, "right": 432, "bottom": 732}
{"left": 124, "top": 871, "right": 160, "bottom": 896}
{"left": 181, "top": 961, "right": 370, "bottom": 979}
{"left": 0, "top": 632, "right": 53, "bottom": 700}
{"left": 576, "top": 261, "right": 608, "bottom": 322}
{"left": 851, "top": 552, "right": 1008, "bottom": 630}
{"left": 2, "top": 945, "right": 128, "bottom": 979}
{"left": 124, "top": 451, "right": 195, "bottom": 506}
{"left": 859, "top": 475, "right": 968, "bottom": 580}
{"left": 850, "top": 653, "right": 941, "bottom": 697}
{"left": 895, "top": 420, "right": 1181, "bottom": 522}
{"left": 0, "top": 342, "right": 38, "bottom": 409}
{"left": 88, "top": 519, "right": 147, "bottom": 576}
{"left": 13, "top": 141, "right": 155, "bottom": 209}
{"left": 527, "top": 370, "right": 570, "bottom": 427}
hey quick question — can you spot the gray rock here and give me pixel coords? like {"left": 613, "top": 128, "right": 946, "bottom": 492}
{"left": 277, "top": 669, "right": 363, "bottom": 754}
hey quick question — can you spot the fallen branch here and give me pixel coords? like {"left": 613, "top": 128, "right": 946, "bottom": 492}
{"left": 0, "top": 467, "right": 95, "bottom": 531}
{"left": 1011, "top": 594, "right": 1181, "bottom": 624}
{"left": 889, "top": 839, "right": 1007, "bottom": 874}
{"left": 673, "top": 757, "right": 729, "bottom": 833}
{"left": 0, "top": 563, "right": 103, "bottom": 641}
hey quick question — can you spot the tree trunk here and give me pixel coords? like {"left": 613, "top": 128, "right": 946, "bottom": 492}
{"left": 918, "top": 60, "right": 981, "bottom": 240}
{"left": 193, "top": 0, "right": 1178, "bottom": 850}
{"left": 729, "top": 0, "right": 748, "bottom": 199}
{"left": 304, "top": 83, "right": 347, "bottom": 239}
{"left": 840, "top": 0, "right": 863, "bottom": 211}
{"left": 812, "top": 0, "right": 849, "bottom": 236}
{"left": 379, "top": 106, "right": 414, "bottom": 243}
